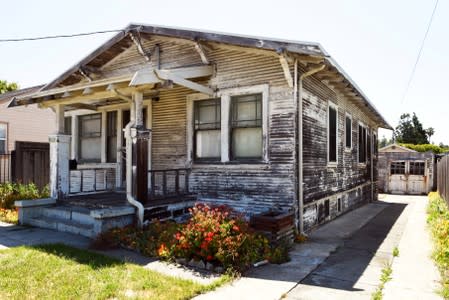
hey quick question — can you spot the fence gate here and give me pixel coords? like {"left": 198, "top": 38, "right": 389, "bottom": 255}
{"left": 12, "top": 141, "right": 50, "bottom": 190}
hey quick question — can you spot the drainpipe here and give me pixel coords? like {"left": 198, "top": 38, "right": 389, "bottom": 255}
{"left": 297, "top": 64, "right": 326, "bottom": 234}
{"left": 124, "top": 100, "right": 144, "bottom": 228}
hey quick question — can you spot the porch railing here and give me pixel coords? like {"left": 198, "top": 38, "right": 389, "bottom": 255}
{"left": 70, "top": 166, "right": 117, "bottom": 194}
{"left": 149, "top": 168, "right": 191, "bottom": 200}
{"left": 0, "top": 154, "right": 11, "bottom": 184}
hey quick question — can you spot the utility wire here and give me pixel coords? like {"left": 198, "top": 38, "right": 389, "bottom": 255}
{"left": 0, "top": 29, "right": 124, "bottom": 42}
{"left": 401, "top": 0, "right": 439, "bottom": 103}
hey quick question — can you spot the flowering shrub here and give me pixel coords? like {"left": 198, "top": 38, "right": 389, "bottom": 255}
{"left": 91, "top": 221, "right": 180, "bottom": 257}
{"left": 0, "top": 183, "right": 50, "bottom": 209}
{"left": 170, "top": 204, "right": 270, "bottom": 270}
{"left": 93, "top": 203, "right": 290, "bottom": 271}
{"left": 0, "top": 208, "right": 18, "bottom": 224}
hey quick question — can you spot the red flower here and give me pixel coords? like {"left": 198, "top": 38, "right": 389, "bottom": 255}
{"left": 206, "top": 255, "right": 213, "bottom": 261}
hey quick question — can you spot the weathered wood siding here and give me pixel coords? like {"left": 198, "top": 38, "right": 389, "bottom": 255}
{"left": 301, "top": 75, "right": 378, "bottom": 230}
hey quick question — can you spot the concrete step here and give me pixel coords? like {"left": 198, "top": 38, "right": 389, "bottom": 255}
{"left": 28, "top": 216, "right": 95, "bottom": 238}
{"left": 41, "top": 207, "right": 95, "bottom": 225}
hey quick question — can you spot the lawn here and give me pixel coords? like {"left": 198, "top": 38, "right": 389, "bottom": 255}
{"left": 0, "top": 244, "right": 225, "bottom": 300}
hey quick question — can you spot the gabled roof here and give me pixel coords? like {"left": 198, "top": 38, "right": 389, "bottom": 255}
{"left": 10, "top": 23, "right": 392, "bottom": 129}
{"left": 379, "top": 144, "right": 417, "bottom": 153}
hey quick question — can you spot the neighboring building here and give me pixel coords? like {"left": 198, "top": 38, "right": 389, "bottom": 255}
{"left": 0, "top": 85, "right": 55, "bottom": 153}
{"left": 0, "top": 86, "right": 55, "bottom": 182}
{"left": 378, "top": 144, "right": 434, "bottom": 195}
{"left": 12, "top": 24, "right": 391, "bottom": 237}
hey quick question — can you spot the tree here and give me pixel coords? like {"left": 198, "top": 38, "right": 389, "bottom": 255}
{"left": 426, "top": 127, "right": 435, "bottom": 143}
{"left": 0, "top": 80, "right": 18, "bottom": 94}
{"left": 394, "top": 112, "right": 431, "bottom": 144}
{"left": 379, "top": 135, "right": 393, "bottom": 148}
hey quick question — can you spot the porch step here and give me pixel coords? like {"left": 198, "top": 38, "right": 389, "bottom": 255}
{"left": 27, "top": 216, "right": 95, "bottom": 238}
{"left": 41, "top": 206, "right": 95, "bottom": 225}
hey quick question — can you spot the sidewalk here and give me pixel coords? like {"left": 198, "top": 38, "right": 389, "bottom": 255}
{"left": 383, "top": 195, "right": 441, "bottom": 299}
{"left": 195, "top": 201, "right": 389, "bottom": 300}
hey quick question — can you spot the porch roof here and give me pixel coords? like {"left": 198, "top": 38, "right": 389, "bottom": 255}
{"left": 7, "top": 23, "right": 392, "bottom": 129}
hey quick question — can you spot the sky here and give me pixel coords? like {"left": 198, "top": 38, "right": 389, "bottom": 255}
{"left": 0, "top": 0, "right": 447, "bottom": 144}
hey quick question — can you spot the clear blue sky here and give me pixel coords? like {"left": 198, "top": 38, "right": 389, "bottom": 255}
{"left": 0, "top": 0, "right": 447, "bottom": 144}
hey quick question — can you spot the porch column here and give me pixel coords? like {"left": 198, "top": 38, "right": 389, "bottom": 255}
{"left": 131, "top": 91, "right": 150, "bottom": 205}
{"left": 49, "top": 103, "right": 70, "bottom": 200}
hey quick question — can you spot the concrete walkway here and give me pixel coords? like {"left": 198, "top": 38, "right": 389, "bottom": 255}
{"left": 195, "top": 201, "right": 389, "bottom": 300}
{"left": 383, "top": 195, "right": 441, "bottom": 300}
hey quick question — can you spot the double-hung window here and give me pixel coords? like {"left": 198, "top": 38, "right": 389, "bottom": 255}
{"left": 231, "top": 94, "right": 262, "bottom": 160}
{"left": 194, "top": 99, "right": 221, "bottom": 160}
{"left": 79, "top": 113, "right": 101, "bottom": 162}
{"left": 328, "top": 103, "right": 337, "bottom": 163}
{"left": 0, "top": 124, "right": 7, "bottom": 154}
{"left": 345, "top": 114, "right": 352, "bottom": 149}
{"left": 358, "top": 124, "right": 367, "bottom": 163}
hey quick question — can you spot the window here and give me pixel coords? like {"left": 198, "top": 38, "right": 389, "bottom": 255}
{"left": 0, "top": 124, "right": 6, "bottom": 154}
{"left": 358, "top": 124, "right": 367, "bottom": 163}
{"left": 194, "top": 99, "right": 221, "bottom": 160}
{"left": 367, "top": 131, "right": 371, "bottom": 161}
{"left": 410, "top": 162, "right": 425, "bottom": 175}
{"left": 231, "top": 94, "right": 262, "bottom": 159}
{"left": 390, "top": 161, "right": 405, "bottom": 175}
{"left": 373, "top": 134, "right": 378, "bottom": 156}
{"left": 328, "top": 104, "right": 337, "bottom": 163}
{"left": 79, "top": 113, "right": 101, "bottom": 162}
{"left": 107, "top": 111, "right": 117, "bottom": 163}
{"left": 345, "top": 115, "right": 352, "bottom": 149}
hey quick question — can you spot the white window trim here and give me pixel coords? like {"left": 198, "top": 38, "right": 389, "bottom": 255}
{"left": 327, "top": 101, "right": 338, "bottom": 167}
{"left": 0, "top": 123, "right": 7, "bottom": 154}
{"left": 186, "top": 84, "right": 269, "bottom": 165}
{"left": 344, "top": 113, "right": 352, "bottom": 151}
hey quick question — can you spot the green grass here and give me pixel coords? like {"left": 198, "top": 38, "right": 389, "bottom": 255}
{"left": 427, "top": 192, "right": 449, "bottom": 299}
{"left": 0, "top": 244, "right": 229, "bottom": 300}
{"left": 393, "top": 247, "right": 399, "bottom": 257}
{"left": 371, "top": 263, "right": 393, "bottom": 300}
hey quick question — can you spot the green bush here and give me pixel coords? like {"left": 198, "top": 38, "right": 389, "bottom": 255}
{"left": 0, "top": 183, "right": 50, "bottom": 209}
{"left": 400, "top": 143, "right": 449, "bottom": 154}
{"left": 427, "top": 192, "right": 449, "bottom": 298}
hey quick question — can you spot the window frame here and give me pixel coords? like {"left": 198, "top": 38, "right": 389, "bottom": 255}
{"left": 390, "top": 161, "right": 406, "bottom": 175}
{"left": 78, "top": 113, "right": 102, "bottom": 163}
{"left": 0, "top": 122, "right": 8, "bottom": 154}
{"left": 345, "top": 113, "right": 352, "bottom": 151}
{"left": 230, "top": 93, "right": 263, "bottom": 161}
{"left": 186, "top": 84, "right": 269, "bottom": 165}
{"left": 409, "top": 161, "right": 426, "bottom": 176}
{"left": 193, "top": 98, "right": 222, "bottom": 162}
{"left": 327, "top": 101, "right": 338, "bottom": 166}
{"left": 358, "top": 122, "right": 367, "bottom": 165}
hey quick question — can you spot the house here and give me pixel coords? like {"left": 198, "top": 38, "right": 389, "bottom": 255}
{"left": 0, "top": 86, "right": 55, "bottom": 183}
{"left": 12, "top": 24, "right": 392, "bottom": 238}
{"left": 378, "top": 144, "right": 434, "bottom": 195}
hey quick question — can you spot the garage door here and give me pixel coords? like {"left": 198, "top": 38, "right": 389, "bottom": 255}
{"left": 388, "top": 161, "right": 427, "bottom": 195}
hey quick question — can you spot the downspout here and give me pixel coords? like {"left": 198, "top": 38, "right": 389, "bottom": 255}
{"left": 124, "top": 100, "right": 144, "bottom": 228}
{"left": 297, "top": 64, "right": 326, "bottom": 234}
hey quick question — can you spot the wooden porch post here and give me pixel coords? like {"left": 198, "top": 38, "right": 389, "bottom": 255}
{"left": 131, "top": 91, "right": 150, "bottom": 205}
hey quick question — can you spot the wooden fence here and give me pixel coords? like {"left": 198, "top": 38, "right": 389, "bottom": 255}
{"left": 11, "top": 141, "right": 50, "bottom": 190}
{"left": 437, "top": 154, "right": 449, "bottom": 204}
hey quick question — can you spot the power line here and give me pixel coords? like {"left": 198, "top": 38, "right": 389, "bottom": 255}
{"left": 401, "top": 0, "right": 439, "bottom": 103}
{"left": 0, "top": 29, "right": 124, "bottom": 42}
